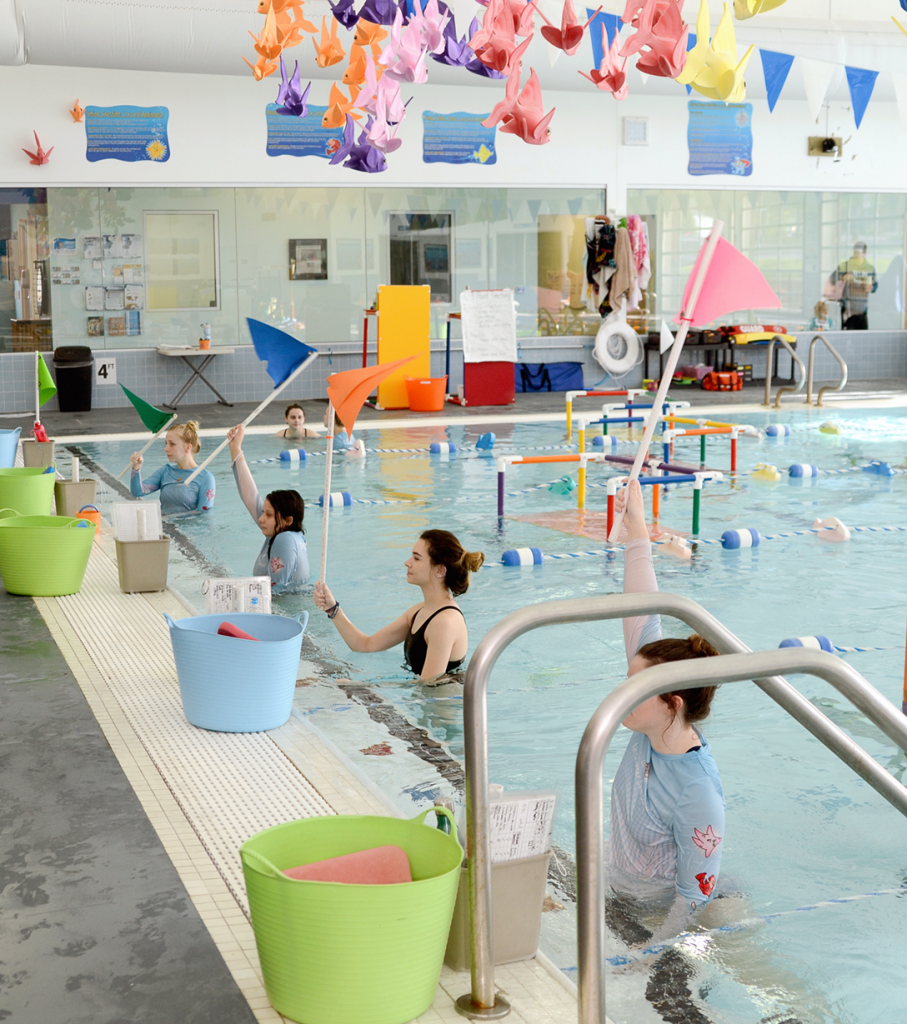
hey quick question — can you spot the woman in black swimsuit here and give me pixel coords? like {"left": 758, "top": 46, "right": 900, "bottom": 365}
{"left": 313, "top": 529, "right": 484, "bottom": 681}
{"left": 274, "top": 402, "right": 320, "bottom": 440}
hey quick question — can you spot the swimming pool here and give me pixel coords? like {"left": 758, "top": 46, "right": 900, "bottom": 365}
{"left": 76, "top": 407, "right": 907, "bottom": 1023}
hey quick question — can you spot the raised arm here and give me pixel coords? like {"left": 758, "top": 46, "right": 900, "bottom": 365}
{"left": 616, "top": 480, "right": 662, "bottom": 664}
{"left": 227, "top": 425, "right": 263, "bottom": 521}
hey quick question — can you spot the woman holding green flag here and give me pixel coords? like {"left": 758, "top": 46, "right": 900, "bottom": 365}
{"left": 129, "top": 420, "right": 215, "bottom": 514}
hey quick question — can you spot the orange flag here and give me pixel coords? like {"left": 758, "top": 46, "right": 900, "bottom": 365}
{"left": 326, "top": 356, "right": 416, "bottom": 434}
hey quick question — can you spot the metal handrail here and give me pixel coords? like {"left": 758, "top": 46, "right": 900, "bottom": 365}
{"left": 576, "top": 646, "right": 907, "bottom": 1024}
{"left": 763, "top": 334, "right": 806, "bottom": 407}
{"left": 806, "top": 333, "right": 848, "bottom": 405}
{"left": 456, "top": 592, "right": 907, "bottom": 1019}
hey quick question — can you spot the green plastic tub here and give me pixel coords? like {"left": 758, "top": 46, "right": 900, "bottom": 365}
{"left": 0, "top": 466, "right": 56, "bottom": 517}
{"left": 240, "top": 808, "right": 462, "bottom": 1024}
{"left": 0, "top": 510, "right": 94, "bottom": 596}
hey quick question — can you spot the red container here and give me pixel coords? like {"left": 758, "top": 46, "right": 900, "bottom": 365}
{"left": 405, "top": 376, "right": 448, "bottom": 412}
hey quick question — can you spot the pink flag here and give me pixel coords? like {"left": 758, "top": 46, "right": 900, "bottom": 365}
{"left": 674, "top": 237, "right": 781, "bottom": 327}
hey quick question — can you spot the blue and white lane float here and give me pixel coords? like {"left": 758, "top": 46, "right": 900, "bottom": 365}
{"left": 430, "top": 442, "right": 457, "bottom": 454}
{"left": 720, "top": 528, "right": 761, "bottom": 549}
{"left": 789, "top": 463, "right": 818, "bottom": 478}
{"left": 779, "top": 635, "right": 834, "bottom": 653}
{"left": 501, "top": 547, "right": 544, "bottom": 567}
{"left": 765, "top": 424, "right": 791, "bottom": 437}
{"left": 318, "top": 492, "right": 353, "bottom": 508}
{"left": 279, "top": 448, "right": 306, "bottom": 462}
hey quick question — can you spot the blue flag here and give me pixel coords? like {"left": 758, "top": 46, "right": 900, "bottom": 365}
{"left": 246, "top": 318, "right": 317, "bottom": 387}
{"left": 759, "top": 49, "right": 794, "bottom": 113}
{"left": 587, "top": 10, "right": 622, "bottom": 68}
{"left": 845, "top": 66, "right": 878, "bottom": 128}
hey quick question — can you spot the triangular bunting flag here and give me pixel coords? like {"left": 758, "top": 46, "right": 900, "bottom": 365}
{"left": 246, "top": 318, "right": 318, "bottom": 387}
{"left": 119, "top": 384, "right": 173, "bottom": 433}
{"left": 799, "top": 58, "right": 837, "bottom": 123}
{"left": 327, "top": 356, "right": 417, "bottom": 435}
{"left": 759, "top": 49, "right": 794, "bottom": 112}
{"left": 845, "top": 66, "right": 878, "bottom": 129}
{"left": 674, "top": 237, "right": 781, "bottom": 327}
{"left": 892, "top": 74, "right": 907, "bottom": 135}
{"left": 685, "top": 33, "right": 696, "bottom": 94}
{"left": 37, "top": 354, "right": 57, "bottom": 407}
{"left": 587, "top": 10, "right": 622, "bottom": 69}
{"left": 659, "top": 320, "right": 675, "bottom": 354}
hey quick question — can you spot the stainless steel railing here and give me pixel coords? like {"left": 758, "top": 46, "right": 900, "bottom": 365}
{"left": 456, "top": 592, "right": 907, "bottom": 1019}
{"left": 575, "top": 645, "right": 907, "bottom": 1024}
{"left": 763, "top": 334, "right": 806, "bottom": 407}
{"left": 806, "top": 333, "right": 848, "bottom": 405}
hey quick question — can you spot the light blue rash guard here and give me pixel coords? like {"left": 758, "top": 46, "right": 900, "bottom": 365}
{"left": 130, "top": 463, "right": 215, "bottom": 514}
{"left": 613, "top": 537, "right": 726, "bottom": 914}
{"left": 232, "top": 452, "right": 309, "bottom": 594}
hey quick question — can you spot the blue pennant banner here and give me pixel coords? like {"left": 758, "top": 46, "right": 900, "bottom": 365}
{"left": 845, "top": 66, "right": 879, "bottom": 128}
{"left": 587, "top": 10, "right": 623, "bottom": 68}
{"left": 685, "top": 33, "right": 696, "bottom": 94}
{"left": 759, "top": 49, "right": 795, "bottom": 112}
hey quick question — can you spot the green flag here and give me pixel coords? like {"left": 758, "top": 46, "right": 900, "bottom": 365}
{"left": 37, "top": 354, "right": 57, "bottom": 407}
{"left": 119, "top": 384, "right": 173, "bottom": 433}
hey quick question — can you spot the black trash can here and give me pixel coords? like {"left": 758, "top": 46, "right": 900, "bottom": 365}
{"left": 53, "top": 346, "right": 94, "bottom": 412}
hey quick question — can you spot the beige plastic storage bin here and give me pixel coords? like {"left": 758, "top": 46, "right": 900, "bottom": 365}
{"left": 54, "top": 479, "right": 97, "bottom": 518}
{"left": 115, "top": 537, "right": 170, "bottom": 593}
{"left": 444, "top": 852, "right": 550, "bottom": 970}
{"left": 21, "top": 439, "right": 55, "bottom": 468}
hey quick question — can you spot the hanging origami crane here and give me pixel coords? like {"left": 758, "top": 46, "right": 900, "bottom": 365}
{"left": 733, "top": 0, "right": 788, "bottom": 19}
{"left": 464, "top": 16, "right": 505, "bottom": 77}
{"left": 243, "top": 53, "right": 279, "bottom": 79}
{"left": 273, "top": 0, "right": 317, "bottom": 45}
{"left": 358, "top": 0, "right": 397, "bottom": 26}
{"left": 469, "top": 1, "right": 533, "bottom": 76}
{"left": 356, "top": 52, "right": 388, "bottom": 112}
{"left": 22, "top": 132, "right": 53, "bottom": 165}
{"left": 329, "top": 0, "right": 360, "bottom": 29}
{"left": 408, "top": 0, "right": 451, "bottom": 54}
{"left": 314, "top": 16, "right": 347, "bottom": 67}
{"left": 322, "top": 83, "right": 363, "bottom": 128}
{"left": 675, "top": 0, "right": 752, "bottom": 102}
{"left": 354, "top": 17, "right": 389, "bottom": 56}
{"left": 530, "top": 0, "right": 601, "bottom": 57}
{"left": 344, "top": 42, "right": 370, "bottom": 84}
{"left": 367, "top": 91, "right": 404, "bottom": 152}
{"left": 251, "top": 7, "right": 284, "bottom": 60}
{"left": 482, "top": 63, "right": 555, "bottom": 144}
{"left": 330, "top": 115, "right": 388, "bottom": 172}
{"left": 379, "top": 7, "right": 429, "bottom": 83}
{"left": 620, "top": 0, "right": 688, "bottom": 79}
{"left": 69, "top": 100, "right": 85, "bottom": 123}
{"left": 275, "top": 56, "right": 311, "bottom": 115}
{"left": 580, "top": 24, "right": 628, "bottom": 98}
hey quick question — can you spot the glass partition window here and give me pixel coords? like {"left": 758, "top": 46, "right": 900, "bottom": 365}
{"left": 145, "top": 212, "right": 219, "bottom": 310}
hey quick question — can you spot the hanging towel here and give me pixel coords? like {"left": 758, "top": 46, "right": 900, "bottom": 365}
{"left": 608, "top": 226, "right": 637, "bottom": 311}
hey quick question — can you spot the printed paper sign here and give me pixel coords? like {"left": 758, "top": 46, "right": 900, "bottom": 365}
{"left": 85, "top": 106, "right": 170, "bottom": 163}
{"left": 459, "top": 288, "right": 518, "bottom": 363}
{"left": 687, "top": 101, "right": 753, "bottom": 177}
{"left": 488, "top": 792, "right": 557, "bottom": 864}
{"left": 422, "top": 111, "right": 496, "bottom": 165}
{"left": 265, "top": 104, "right": 346, "bottom": 159}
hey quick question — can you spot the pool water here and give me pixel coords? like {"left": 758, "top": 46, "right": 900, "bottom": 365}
{"left": 79, "top": 408, "right": 907, "bottom": 1023}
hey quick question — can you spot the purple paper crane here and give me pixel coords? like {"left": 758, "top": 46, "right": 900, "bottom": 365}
{"left": 328, "top": 114, "right": 358, "bottom": 166}
{"left": 276, "top": 56, "right": 311, "bottom": 116}
{"left": 329, "top": 0, "right": 360, "bottom": 29}
{"left": 431, "top": 11, "right": 472, "bottom": 66}
{"left": 359, "top": 0, "right": 398, "bottom": 26}
{"left": 328, "top": 114, "right": 388, "bottom": 173}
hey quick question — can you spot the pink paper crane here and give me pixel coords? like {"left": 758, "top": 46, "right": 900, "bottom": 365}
{"left": 22, "top": 132, "right": 53, "bottom": 165}
{"left": 408, "top": 0, "right": 450, "bottom": 55}
{"left": 469, "top": 2, "right": 532, "bottom": 76}
{"left": 580, "top": 24, "right": 628, "bottom": 99}
{"left": 482, "top": 63, "right": 555, "bottom": 145}
{"left": 379, "top": 7, "right": 429, "bottom": 83}
{"left": 367, "top": 91, "right": 404, "bottom": 153}
{"left": 620, "top": 0, "right": 688, "bottom": 79}
{"left": 530, "top": 0, "right": 601, "bottom": 57}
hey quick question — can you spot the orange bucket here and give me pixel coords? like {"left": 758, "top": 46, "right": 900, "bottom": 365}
{"left": 77, "top": 503, "right": 102, "bottom": 536}
{"left": 405, "top": 376, "right": 448, "bottom": 413}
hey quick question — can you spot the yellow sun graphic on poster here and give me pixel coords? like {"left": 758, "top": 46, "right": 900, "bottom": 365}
{"left": 146, "top": 140, "right": 167, "bottom": 161}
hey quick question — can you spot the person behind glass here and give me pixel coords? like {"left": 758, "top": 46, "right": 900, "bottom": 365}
{"left": 129, "top": 420, "right": 215, "bottom": 514}
{"left": 275, "top": 402, "right": 320, "bottom": 440}
{"left": 806, "top": 300, "right": 831, "bottom": 332}
{"left": 610, "top": 479, "right": 725, "bottom": 956}
{"left": 827, "top": 241, "right": 877, "bottom": 330}
{"left": 312, "top": 530, "right": 484, "bottom": 681}
{"left": 227, "top": 424, "right": 309, "bottom": 593}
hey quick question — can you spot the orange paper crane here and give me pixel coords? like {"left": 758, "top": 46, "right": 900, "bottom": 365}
{"left": 354, "top": 17, "right": 388, "bottom": 57}
{"left": 69, "top": 100, "right": 85, "bottom": 122}
{"left": 344, "top": 43, "right": 370, "bottom": 85}
{"left": 242, "top": 53, "right": 280, "bottom": 79}
{"left": 251, "top": 6, "right": 283, "bottom": 60}
{"left": 314, "top": 15, "right": 347, "bottom": 68}
{"left": 23, "top": 132, "right": 53, "bottom": 165}
{"left": 322, "top": 82, "right": 362, "bottom": 127}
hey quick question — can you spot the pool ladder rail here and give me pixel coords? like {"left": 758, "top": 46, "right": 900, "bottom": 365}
{"left": 764, "top": 333, "right": 848, "bottom": 407}
{"left": 456, "top": 592, "right": 907, "bottom": 1024}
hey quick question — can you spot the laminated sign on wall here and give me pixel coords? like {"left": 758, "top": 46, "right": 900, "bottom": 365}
{"left": 459, "top": 288, "right": 518, "bottom": 364}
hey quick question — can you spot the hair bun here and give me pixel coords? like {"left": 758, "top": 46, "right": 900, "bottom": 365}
{"left": 463, "top": 551, "right": 485, "bottom": 573}
{"left": 689, "top": 634, "right": 719, "bottom": 658}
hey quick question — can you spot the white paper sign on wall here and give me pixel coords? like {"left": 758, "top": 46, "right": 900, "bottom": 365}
{"left": 459, "top": 288, "right": 518, "bottom": 364}
{"left": 94, "top": 358, "right": 116, "bottom": 385}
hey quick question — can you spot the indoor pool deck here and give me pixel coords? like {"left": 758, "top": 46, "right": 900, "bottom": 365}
{"left": 0, "top": 527, "right": 580, "bottom": 1024}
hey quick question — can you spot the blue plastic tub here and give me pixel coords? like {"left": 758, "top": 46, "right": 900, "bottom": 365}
{"left": 164, "top": 611, "right": 308, "bottom": 733}
{"left": 0, "top": 428, "right": 20, "bottom": 469}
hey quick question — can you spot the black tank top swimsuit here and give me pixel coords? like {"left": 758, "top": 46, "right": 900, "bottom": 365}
{"left": 403, "top": 605, "right": 465, "bottom": 676}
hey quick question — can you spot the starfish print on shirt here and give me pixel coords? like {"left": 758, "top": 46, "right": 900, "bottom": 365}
{"left": 270, "top": 556, "right": 285, "bottom": 575}
{"left": 692, "top": 824, "right": 722, "bottom": 858}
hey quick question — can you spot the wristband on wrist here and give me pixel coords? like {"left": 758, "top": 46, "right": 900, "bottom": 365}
{"left": 327, "top": 601, "right": 340, "bottom": 620}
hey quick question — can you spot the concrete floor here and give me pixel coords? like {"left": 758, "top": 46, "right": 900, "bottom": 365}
{"left": 0, "top": 586, "right": 258, "bottom": 1024}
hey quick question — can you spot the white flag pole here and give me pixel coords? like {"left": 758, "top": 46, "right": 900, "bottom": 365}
{"left": 607, "top": 221, "right": 725, "bottom": 544}
{"left": 35, "top": 351, "right": 40, "bottom": 426}
{"left": 183, "top": 351, "right": 318, "bottom": 486}
{"left": 319, "top": 402, "right": 336, "bottom": 584}
{"left": 116, "top": 413, "right": 179, "bottom": 480}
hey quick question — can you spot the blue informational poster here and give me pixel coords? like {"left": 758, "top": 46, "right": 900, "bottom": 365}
{"left": 265, "top": 104, "right": 346, "bottom": 159}
{"left": 422, "top": 111, "right": 497, "bottom": 165}
{"left": 687, "top": 101, "right": 753, "bottom": 177}
{"left": 85, "top": 106, "right": 170, "bottom": 163}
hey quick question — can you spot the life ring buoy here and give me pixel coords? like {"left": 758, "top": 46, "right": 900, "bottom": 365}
{"left": 593, "top": 319, "right": 641, "bottom": 376}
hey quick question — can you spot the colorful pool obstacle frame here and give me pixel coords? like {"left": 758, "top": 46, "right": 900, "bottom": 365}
{"left": 565, "top": 388, "right": 648, "bottom": 441}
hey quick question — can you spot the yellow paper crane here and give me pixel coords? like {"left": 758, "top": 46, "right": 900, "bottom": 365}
{"left": 733, "top": 0, "right": 788, "bottom": 20}
{"left": 676, "top": 0, "right": 753, "bottom": 102}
